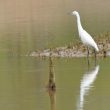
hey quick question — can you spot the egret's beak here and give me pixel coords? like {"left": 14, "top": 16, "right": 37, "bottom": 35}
{"left": 67, "top": 12, "right": 71, "bottom": 15}
{"left": 67, "top": 12, "right": 73, "bottom": 15}
{"left": 71, "top": 12, "right": 74, "bottom": 15}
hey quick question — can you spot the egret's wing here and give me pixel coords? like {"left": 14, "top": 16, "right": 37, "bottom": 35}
{"left": 80, "top": 29, "right": 99, "bottom": 51}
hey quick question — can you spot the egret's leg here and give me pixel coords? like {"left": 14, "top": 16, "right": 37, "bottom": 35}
{"left": 94, "top": 49, "right": 96, "bottom": 66}
{"left": 87, "top": 47, "right": 90, "bottom": 66}
{"left": 87, "top": 47, "right": 89, "bottom": 58}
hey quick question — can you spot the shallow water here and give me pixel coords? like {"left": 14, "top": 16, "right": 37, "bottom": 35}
{"left": 36, "top": 57, "right": 110, "bottom": 110}
{"left": 0, "top": 56, "right": 110, "bottom": 110}
{"left": 0, "top": 0, "right": 110, "bottom": 110}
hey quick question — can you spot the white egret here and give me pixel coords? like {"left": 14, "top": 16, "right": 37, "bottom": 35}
{"left": 71, "top": 11, "right": 99, "bottom": 63}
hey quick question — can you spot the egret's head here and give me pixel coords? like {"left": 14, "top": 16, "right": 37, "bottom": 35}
{"left": 71, "top": 11, "right": 79, "bottom": 16}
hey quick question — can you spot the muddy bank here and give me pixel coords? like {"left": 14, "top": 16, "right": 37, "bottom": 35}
{"left": 29, "top": 44, "right": 110, "bottom": 58}
{"left": 29, "top": 33, "right": 110, "bottom": 58}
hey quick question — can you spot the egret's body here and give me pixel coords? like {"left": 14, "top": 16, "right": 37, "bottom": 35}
{"left": 79, "top": 30, "right": 99, "bottom": 51}
{"left": 71, "top": 11, "right": 99, "bottom": 64}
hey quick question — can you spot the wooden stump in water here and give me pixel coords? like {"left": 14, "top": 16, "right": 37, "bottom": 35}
{"left": 48, "top": 55, "right": 56, "bottom": 91}
{"left": 47, "top": 55, "right": 56, "bottom": 110}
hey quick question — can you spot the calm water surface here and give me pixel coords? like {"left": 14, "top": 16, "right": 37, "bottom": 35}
{"left": 0, "top": 56, "right": 110, "bottom": 110}
{"left": 0, "top": 0, "right": 110, "bottom": 109}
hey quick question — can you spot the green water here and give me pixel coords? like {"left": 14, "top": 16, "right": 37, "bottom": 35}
{"left": 0, "top": 56, "right": 110, "bottom": 110}
{"left": 0, "top": 0, "right": 110, "bottom": 110}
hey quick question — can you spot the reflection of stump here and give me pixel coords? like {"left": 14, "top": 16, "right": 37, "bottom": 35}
{"left": 48, "top": 88, "right": 56, "bottom": 110}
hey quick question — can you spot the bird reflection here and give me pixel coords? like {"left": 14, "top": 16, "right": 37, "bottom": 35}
{"left": 77, "top": 65, "right": 100, "bottom": 110}
{"left": 47, "top": 56, "right": 56, "bottom": 110}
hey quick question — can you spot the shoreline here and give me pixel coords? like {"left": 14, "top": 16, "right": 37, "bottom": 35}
{"left": 29, "top": 45, "right": 110, "bottom": 58}
{"left": 30, "top": 33, "right": 110, "bottom": 58}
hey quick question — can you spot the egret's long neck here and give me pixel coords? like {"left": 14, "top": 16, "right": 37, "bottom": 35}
{"left": 76, "top": 13, "right": 83, "bottom": 32}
